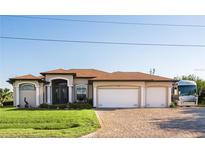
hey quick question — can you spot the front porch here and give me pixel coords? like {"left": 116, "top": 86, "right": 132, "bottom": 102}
{"left": 45, "top": 78, "right": 73, "bottom": 104}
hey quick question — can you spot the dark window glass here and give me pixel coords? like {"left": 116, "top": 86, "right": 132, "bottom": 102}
{"left": 76, "top": 85, "right": 87, "bottom": 101}
{"left": 52, "top": 79, "right": 68, "bottom": 104}
{"left": 179, "top": 85, "right": 197, "bottom": 96}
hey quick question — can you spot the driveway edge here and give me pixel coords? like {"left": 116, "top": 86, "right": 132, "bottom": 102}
{"left": 81, "top": 110, "right": 102, "bottom": 138}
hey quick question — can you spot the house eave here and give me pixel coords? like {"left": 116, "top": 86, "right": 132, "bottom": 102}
{"left": 7, "top": 78, "right": 46, "bottom": 84}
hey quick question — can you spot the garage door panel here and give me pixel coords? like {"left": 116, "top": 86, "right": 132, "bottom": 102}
{"left": 98, "top": 88, "right": 139, "bottom": 108}
{"left": 146, "top": 87, "right": 167, "bottom": 107}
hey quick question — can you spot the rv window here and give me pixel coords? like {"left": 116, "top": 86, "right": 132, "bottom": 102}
{"left": 179, "top": 85, "right": 196, "bottom": 96}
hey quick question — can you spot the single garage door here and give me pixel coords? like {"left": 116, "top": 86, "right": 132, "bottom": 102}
{"left": 97, "top": 88, "right": 139, "bottom": 108}
{"left": 146, "top": 87, "right": 167, "bottom": 107}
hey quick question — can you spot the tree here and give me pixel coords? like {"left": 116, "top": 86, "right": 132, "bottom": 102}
{"left": 174, "top": 74, "right": 205, "bottom": 95}
{"left": 0, "top": 88, "right": 13, "bottom": 105}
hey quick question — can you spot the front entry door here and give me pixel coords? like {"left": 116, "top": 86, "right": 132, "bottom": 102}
{"left": 52, "top": 79, "right": 68, "bottom": 104}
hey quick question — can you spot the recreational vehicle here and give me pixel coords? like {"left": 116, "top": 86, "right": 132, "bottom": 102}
{"left": 172, "top": 80, "right": 198, "bottom": 106}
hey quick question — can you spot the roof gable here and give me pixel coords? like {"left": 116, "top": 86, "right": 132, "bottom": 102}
{"left": 8, "top": 74, "right": 44, "bottom": 84}
{"left": 66, "top": 69, "right": 109, "bottom": 78}
{"left": 40, "top": 68, "right": 109, "bottom": 78}
{"left": 10, "top": 74, "right": 42, "bottom": 80}
{"left": 40, "top": 68, "right": 76, "bottom": 75}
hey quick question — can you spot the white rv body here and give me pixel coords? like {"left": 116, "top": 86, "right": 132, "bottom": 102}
{"left": 172, "top": 80, "right": 198, "bottom": 106}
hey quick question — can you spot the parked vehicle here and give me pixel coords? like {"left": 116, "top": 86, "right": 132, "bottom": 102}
{"left": 172, "top": 80, "right": 198, "bottom": 106}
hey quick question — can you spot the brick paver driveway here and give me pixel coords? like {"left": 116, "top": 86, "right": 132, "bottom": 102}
{"left": 86, "top": 108, "right": 205, "bottom": 138}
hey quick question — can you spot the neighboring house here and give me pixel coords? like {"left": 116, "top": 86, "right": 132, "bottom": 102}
{"left": 8, "top": 68, "right": 176, "bottom": 108}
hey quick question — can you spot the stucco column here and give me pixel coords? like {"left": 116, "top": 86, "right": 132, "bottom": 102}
{"left": 140, "top": 86, "right": 145, "bottom": 108}
{"left": 93, "top": 87, "right": 97, "bottom": 107}
{"left": 15, "top": 86, "right": 20, "bottom": 107}
{"left": 47, "top": 86, "right": 51, "bottom": 104}
{"left": 39, "top": 85, "right": 44, "bottom": 104}
{"left": 68, "top": 85, "right": 73, "bottom": 103}
{"left": 36, "top": 86, "right": 40, "bottom": 107}
{"left": 168, "top": 87, "right": 172, "bottom": 106}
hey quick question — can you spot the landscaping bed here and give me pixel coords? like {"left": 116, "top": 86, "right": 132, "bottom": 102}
{"left": 39, "top": 102, "right": 92, "bottom": 109}
{"left": 0, "top": 108, "right": 99, "bottom": 137}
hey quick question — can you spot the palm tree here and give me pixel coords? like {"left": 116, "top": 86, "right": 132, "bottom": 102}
{"left": 0, "top": 88, "right": 13, "bottom": 105}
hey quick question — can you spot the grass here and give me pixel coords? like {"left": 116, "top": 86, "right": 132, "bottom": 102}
{"left": 0, "top": 107, "right": 100, "bottom": 137}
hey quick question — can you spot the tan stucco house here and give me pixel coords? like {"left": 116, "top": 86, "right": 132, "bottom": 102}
{"left": 8, "top": 68, "right": 176, "bottom": 108}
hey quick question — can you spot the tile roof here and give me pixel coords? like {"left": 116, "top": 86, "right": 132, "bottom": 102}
{"left": 40, "top": 68, "right": 76, "bottom": 75}
{"left": 8, "top": 69, "right": 175, "bottom": 82}
{"left": 9, "top": 74, "right": 43, "bottom": 80}
{"left": 66, "top": 69, "right": 109, "bottom": 78}
{"left": 91, "top": 71, "right": 175, "bottom": 81}
{"left": 37, "top": 76, "right": 45, "bottom": 79}
{"left": 40, "top": 68, "right": 109, "bottom": 78}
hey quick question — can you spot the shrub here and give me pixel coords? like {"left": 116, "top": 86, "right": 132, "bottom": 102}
{"left": 199, "top": 100, "right": 205, "bottom": 104}
{"left": 2, "top": 101, "right": 13, "bottom": 106}
{"left": 170, "top": 102, "right": 177, "bottom": 108}
{"left": 39, "top": 103, "right": 68, "bottom": 109}
{"left": 69, "top": 102, "right": 92, "bottom": 109}
{"left": 49, "top": 104, "right": 68, "bottom": 109}
{"left": 39, "top": 103, "right": 50, "bottom": 109}
{"left": 0, "top": 88, "right": 13, "bottom": 106}
{"left": 86, "top": 98, "right": 93, "bottom": 105}
{"left": 39, "top": 102, "right": 92, "bottom": 110}
{"left": 198, "top": 89, "right": 205, "bottom": 104}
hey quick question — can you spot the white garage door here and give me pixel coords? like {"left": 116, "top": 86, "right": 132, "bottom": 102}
{"left": 98, "top": 88, "right": 139, "bottom": 108}
{"left": 146, "top": 87, "right": 167, "bottom": 107}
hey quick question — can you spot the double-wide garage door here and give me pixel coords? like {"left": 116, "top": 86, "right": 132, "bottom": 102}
{"left": 97, "top": 86, "right": 167, "bottom": 108}
{"left": 98, "top": 88, "right": 139, "bottom": 108}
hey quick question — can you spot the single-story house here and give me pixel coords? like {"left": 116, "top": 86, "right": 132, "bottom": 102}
{"left": 8, "top": 68, "right": 176, "bottom": 108}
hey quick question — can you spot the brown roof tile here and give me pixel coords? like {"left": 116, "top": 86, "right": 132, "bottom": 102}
{"left": 37, "top": 76, "right": 45, "bottom": 79}
{"left": 9, "top": 74, "right": 43, "bottom": 80}
{"left": 66, "top": 69, "right": 109, "bottom": 78}
{"left": 40, "top": 68, "right": 109, "bottom": 77}
{"left": 9, "top": 69, "right": 175, "bottom": 83}
{"left": 40, "top": 68, "right": 76, "bottom": 75}
{"left": 91, "top": 71, "right": 175, "bottom": 81}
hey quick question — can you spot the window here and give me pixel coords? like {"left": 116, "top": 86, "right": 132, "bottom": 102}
{"left": 76, "top": 85, "right": 87, "bottom": 101}
{"left": 20, "top": 84, "right": 36, "bottom": 91}
{"left": 179, "top": 85, "right": 197, "bottom": 96}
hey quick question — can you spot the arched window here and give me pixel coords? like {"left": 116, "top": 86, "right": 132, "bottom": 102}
{"left": 20, "top": 84, "right": 36, "bottom": 91}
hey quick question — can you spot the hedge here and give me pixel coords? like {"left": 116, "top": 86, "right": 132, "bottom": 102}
{"left": 39, "top": 102, "right": 92, "bottom": 110}
{"left": 2, "top": 101, "right": 14, "bottom": 106}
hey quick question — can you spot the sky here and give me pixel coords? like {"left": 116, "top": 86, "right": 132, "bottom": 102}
{"left": 1, "top": 15, "right": 205, "bottom": 89}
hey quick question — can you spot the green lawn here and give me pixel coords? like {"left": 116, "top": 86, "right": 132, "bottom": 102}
{"left": 0, "top": 108, "right": 100, "bottom": 137}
